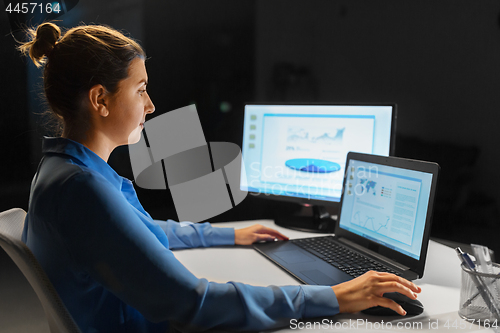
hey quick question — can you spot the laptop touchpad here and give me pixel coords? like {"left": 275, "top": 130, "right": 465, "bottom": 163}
{"left": 301, "top": 269, "right": 338, "bottom": 285}
{"left": 274, "top": 250, "right": 315, "bottom": 264}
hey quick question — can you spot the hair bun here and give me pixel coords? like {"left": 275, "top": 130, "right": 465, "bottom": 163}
{"left": 19, "top": 22, "right": 61, "bottom": 67}
{"left": 32, "top": 23, "right": 61, "bottom": 57}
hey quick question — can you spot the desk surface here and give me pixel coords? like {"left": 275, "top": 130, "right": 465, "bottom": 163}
{"left": 173, "top": 220, "right": 493, "bottom": 332}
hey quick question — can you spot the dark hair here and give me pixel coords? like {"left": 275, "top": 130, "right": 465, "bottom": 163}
{"left": 18, "top": 22, "right": 146, "bottom": 138}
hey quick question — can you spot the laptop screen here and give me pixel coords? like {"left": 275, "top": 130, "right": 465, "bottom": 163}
{"left": 338, "top": 158, "right": 434, "bottom": 260}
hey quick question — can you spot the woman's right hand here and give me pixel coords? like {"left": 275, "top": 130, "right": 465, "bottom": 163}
{"left": 331, "top": 271, "right": 421, "bottom": 316}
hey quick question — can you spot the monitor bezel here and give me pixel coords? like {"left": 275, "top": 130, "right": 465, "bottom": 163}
{"left": 241, "top": 102, "right": 398, "bottom": 207}
{"left": 335, "top": 152, "right": 440, "bottom": 278}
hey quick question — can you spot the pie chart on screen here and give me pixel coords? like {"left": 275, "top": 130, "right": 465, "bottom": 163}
{"left": 285, "top": 159, "right": 341, "bottom": 173}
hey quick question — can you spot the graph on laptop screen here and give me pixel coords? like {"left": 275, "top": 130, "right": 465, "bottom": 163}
{"left": 240, "top": 104, "right": 397, "bottom": 232}
{"left": 339, "top": 159, "right": 433, "bottom": 260}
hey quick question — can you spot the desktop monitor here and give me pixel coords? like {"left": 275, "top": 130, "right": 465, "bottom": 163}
{"left": 240, "top": 103, "right": 397, "bottom": 232}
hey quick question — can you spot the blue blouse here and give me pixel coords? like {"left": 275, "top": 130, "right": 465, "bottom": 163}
{"left": 22, "top": 137, "right": 339, "bottom": 333}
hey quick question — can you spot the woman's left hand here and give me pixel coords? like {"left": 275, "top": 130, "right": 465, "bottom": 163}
{"left": 234, "top": 224, "right": 289, "bottom": 245}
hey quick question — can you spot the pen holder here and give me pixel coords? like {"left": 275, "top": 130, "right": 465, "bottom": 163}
{"left": 459, "top": 263, "right": 500, "bottom": 321}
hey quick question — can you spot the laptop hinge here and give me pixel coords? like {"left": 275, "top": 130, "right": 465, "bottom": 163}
{"left": 338, "top": 238, "right": 411, "bottom": 272}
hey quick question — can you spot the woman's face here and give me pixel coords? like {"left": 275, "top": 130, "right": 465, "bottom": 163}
{"left": 104, "top": 57, "right": 155, "bottom": 145}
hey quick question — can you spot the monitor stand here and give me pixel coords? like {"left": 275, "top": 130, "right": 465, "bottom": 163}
{"left": 275, "top": 204, "right": 337, "bottom": 233}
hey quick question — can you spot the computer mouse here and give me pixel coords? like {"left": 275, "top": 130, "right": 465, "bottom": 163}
{"left": 361, "top": 292, "right": 424, "bottom": 316}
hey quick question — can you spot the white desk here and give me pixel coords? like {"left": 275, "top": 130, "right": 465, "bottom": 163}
{"left": 173, "top": 220, "right": 494, "bottom": 332}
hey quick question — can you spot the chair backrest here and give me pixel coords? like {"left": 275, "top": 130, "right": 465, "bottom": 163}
{"left": 0, "top": 208, "right": 82, "bottom": 333}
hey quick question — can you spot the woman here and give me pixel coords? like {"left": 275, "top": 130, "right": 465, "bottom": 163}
{"left": 19, "top": 22, "right": 420, "bottom": 333}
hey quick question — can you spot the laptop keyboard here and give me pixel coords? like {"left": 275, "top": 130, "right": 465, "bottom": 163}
{"left": 292, "top": 236, "right": 401, "bottom": 277}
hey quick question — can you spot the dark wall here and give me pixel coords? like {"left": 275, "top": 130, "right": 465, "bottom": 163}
{"left": 143, "top": 0, "right": 255, "bottom": 145}
{"left": 0, "top": 13, "right": 31, "bottom": 210}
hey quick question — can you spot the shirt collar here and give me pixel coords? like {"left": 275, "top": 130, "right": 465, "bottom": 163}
{"left": 42, "top": 137, "right": 124, "bottom": 191}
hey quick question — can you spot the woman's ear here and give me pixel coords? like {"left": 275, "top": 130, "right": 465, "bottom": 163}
{"left": 88, "top": 85, "right": 109, "bottom": 117}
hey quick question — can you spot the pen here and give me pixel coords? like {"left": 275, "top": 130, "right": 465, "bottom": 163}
{"left": 456, "top": 247, "right": 500, "bottom": 320}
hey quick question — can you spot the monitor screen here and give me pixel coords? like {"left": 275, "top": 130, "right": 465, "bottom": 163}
{"left": 240, "top": 104, "right": 396, "bottom": 205}
{"left": 338, "top": 158, "right": 434, "bottom": 260}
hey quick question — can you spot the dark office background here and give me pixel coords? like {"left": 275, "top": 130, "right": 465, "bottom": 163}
{"left": 2, "top": 0, "right": 500, "bottom": 256}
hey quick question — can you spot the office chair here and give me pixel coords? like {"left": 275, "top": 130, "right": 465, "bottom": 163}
{"left": 0, "top": 208, "right": 82, "bottom": 333}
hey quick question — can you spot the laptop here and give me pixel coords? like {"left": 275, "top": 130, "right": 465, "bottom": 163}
{"left": 253, "top": 152, "right": 440, "bottom": 285}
